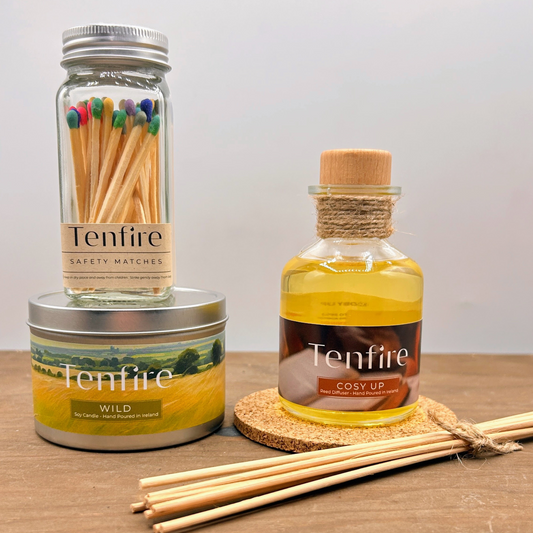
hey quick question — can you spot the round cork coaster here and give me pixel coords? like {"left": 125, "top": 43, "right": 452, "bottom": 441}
{"left": 234, "top": 388, "right": 456, "bottom": 452}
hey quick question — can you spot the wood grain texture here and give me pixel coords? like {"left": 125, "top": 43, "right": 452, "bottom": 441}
{"left": 320, "top": 149, "right": 392, "bottom": 185}
{"left": 1, "top": 351, "right": 532, "bottom": 533}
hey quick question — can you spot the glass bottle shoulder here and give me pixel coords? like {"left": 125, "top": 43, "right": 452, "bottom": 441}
{"left": 280, "top": 238, "right": 423, "bottom": 326}
{"left": 282, "top": 238, "right": 423, "bottom": 280}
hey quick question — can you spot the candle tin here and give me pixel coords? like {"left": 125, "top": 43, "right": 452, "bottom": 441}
{"left": 27, "top": 288, "right": 227, "bottom": 451}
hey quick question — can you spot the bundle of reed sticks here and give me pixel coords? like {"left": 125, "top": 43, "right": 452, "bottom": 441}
{"left": 66, "top": 97, "right": 161, "bottom": 225}
{"left": 132, "top": 410, "right": 533, "bottom": 532}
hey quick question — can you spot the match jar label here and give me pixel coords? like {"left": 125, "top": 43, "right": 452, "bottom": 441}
{"left": 60, "top": 223, "right": 173, "bottom": 288}
{"left": 279, "top": 318, "right": 421, "bottom": 412}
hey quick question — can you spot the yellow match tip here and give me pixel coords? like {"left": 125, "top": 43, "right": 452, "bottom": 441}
{"left": 104, "top": 98, "right": 114, "bottom": 115}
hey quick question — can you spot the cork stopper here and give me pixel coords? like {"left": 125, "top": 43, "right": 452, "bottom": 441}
{"left": 320, "top": 149, "right": 392, "bottom": 186}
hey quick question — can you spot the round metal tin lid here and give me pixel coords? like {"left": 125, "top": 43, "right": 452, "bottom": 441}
{"left": 61, "top": 24, "right": 170, "bottom": 70}
{"left": 28, "top": 288, "right": 227, "bottom": 336}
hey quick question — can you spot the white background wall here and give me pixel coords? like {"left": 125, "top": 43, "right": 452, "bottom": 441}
{"left": 1, "top": 0, "right": 533, "bottom": 353}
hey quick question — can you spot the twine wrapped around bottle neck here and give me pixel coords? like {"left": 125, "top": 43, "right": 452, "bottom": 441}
{"left": 313, "top": 195, "right": 396, "bottom": 239}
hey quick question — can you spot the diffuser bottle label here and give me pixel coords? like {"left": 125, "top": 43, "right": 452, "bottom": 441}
{"left": 60, "top": 223, "right": 173, "bottom": 289}
{"left": 30, "top": 332, "right": 225, "bottom": 436}
{"left": 279, "top": 317, "right": 421, "bottom": 411}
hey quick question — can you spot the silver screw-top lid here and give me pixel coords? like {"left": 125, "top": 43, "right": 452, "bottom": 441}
{"left": 61, "top": 23, "right": 170, "bottom": 70}
{"left": 28, "top": 288, "right": 227, "bottom": 336}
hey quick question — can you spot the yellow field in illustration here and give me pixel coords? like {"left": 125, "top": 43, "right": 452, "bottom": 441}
{"left": 32, "top": 362, "right": 225, "bottom": 436}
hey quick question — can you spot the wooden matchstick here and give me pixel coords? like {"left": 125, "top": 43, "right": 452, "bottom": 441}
{"left": 89, "top": 110, "right": 127, "bottom": 222}
{"left": 138, "top": 163, "right": 152, "bottom": 223}
{"left": 96, "top": 111, "right": 147, "bottom": 223}
{"left": 133, "top": 191, "right": 147, "bottom": 223}
{"left": 106, "top": 115, "right": 161, "bottom": 223}
{"left": 100, "top": 98, "right": 114, "bottom": 169}
{"left": 77, "top": 106, "right": 88, "bottom": 172}
{"left": 66, "top": 109, "right": 86, "bottom": 222}
{"left": 88, "top": 98, "right": 103, "bottom": 215}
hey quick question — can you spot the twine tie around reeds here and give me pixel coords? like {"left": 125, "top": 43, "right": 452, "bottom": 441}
{"left": 314, "top": 195, "right": 396, "bottom": 239}
{"left": 428, "top": 412, "right": 523, "bottom": 456}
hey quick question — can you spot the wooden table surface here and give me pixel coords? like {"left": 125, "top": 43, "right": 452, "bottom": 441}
{"left": 2, "top": 351, "right": 532, "bottom": 533}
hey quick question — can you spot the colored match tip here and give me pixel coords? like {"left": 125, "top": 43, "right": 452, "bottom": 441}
{"left": 66, "top": 109, "right": 80, "bottom": 129}
{"left": 133, "top": 111, "right": 147, "bottom": 128}
{"left": 125, "top": 99, "right": 136, "bottom": 116}
{"left": 153, "top": 100, "right": 160, "bottom": 115}
{"left": 140, "top": 99, "right": 153, "bottom": 122}
{"left": 113, "top": 109, "right": 127, "bottom": 129}
{"left": 119, "top": 99, "right": 126, "bottom": 110}
{"left": 87, "top": 100, "right": 92, "bottom": 119}
{"left": 148, "top": 115, "right": 160, "bottom": 136}
{"left": 76, "top": 101, "right": 87, "bottom": 109}
{"left": 77, "top": 106, "right": 88, "bottom": 126}
{"left": 104, "top": 98, "right": 114, "bottom": 116}
{"left": 112, "top": 110, "right": 119, "bottom": 126}
{"left": 91, "top": 98, "right": 103, "bottom": 119}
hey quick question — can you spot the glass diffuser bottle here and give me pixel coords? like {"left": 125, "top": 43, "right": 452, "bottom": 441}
{"left": 56, "top": 24, "right": 174, "bottom": 302}
{"left": 279, "top": 149, "right": 423, "bottom": 426}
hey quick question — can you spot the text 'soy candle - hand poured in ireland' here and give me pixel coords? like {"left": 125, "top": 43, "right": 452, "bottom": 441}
{"left": 279, "top": 150, "right": 423, "bottom": 426}
{"left": 56, "top": 24, "right": 174, "bottom": 302}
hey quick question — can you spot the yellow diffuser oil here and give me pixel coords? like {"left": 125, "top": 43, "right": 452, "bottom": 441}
{"left": 279, "top": 149, "right": 423, "bottom": 426}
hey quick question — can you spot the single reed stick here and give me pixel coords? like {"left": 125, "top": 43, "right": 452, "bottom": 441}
{"left": 107, "top": 116, "right": 161, "bottom": 223}
{"left": 88, "top": 98, "right": 103, "bottom": 215}
{"left": 131, "top": 502, "right": 147, "bottom": 513}
{"left": 89, "top": 110, "right": 127, "bottom": 222}
{"left": 66, "top": 110, "right": 86, "bottom": 223}
{"left": 96, "top": 112, "right": 147, "bottom": 223}
{"left": 138, "top": 411, "right": 533, "bottom": 490}
{"left": 148, "top": 427, "right": 532, "bottom": 532}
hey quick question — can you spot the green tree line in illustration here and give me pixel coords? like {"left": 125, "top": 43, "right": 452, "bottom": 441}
{"left": 31, "top": 339, "right": 224, "bottom": 380}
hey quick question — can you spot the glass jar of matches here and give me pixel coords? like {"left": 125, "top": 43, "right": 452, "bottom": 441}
{"left": 56, "top": 24, "right": 174, "bottom": 302}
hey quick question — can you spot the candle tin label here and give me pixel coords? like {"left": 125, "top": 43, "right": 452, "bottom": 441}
{"left": 279, "top": 318, "right": 421, "bottom": 411}
{"left": 30, "top": 332, "right": 225, "bottom": 437}
{"left": 60, "top": 223, "right": 173, "bottom": 289}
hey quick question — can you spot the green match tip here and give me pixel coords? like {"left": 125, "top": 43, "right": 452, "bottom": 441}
{"left": 114, "top": 109, "right": 127, "bottom": 129}
{"left": 91, "top": 98, "right": 103, "bottom": 119}
{"left": 66, "top": 110, "right": 79, "bottom": 129}
{"left": 148, "top": 115, "right": 161, "bottom": 136}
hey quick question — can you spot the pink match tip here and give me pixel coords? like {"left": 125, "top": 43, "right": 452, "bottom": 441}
{"left": 77, "top": 106, "right": 88, "bottom": 126}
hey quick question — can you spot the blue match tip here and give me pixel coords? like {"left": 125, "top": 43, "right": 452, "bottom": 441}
{"left": 140, "top": 99, "right": 153, "bottom": 122}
